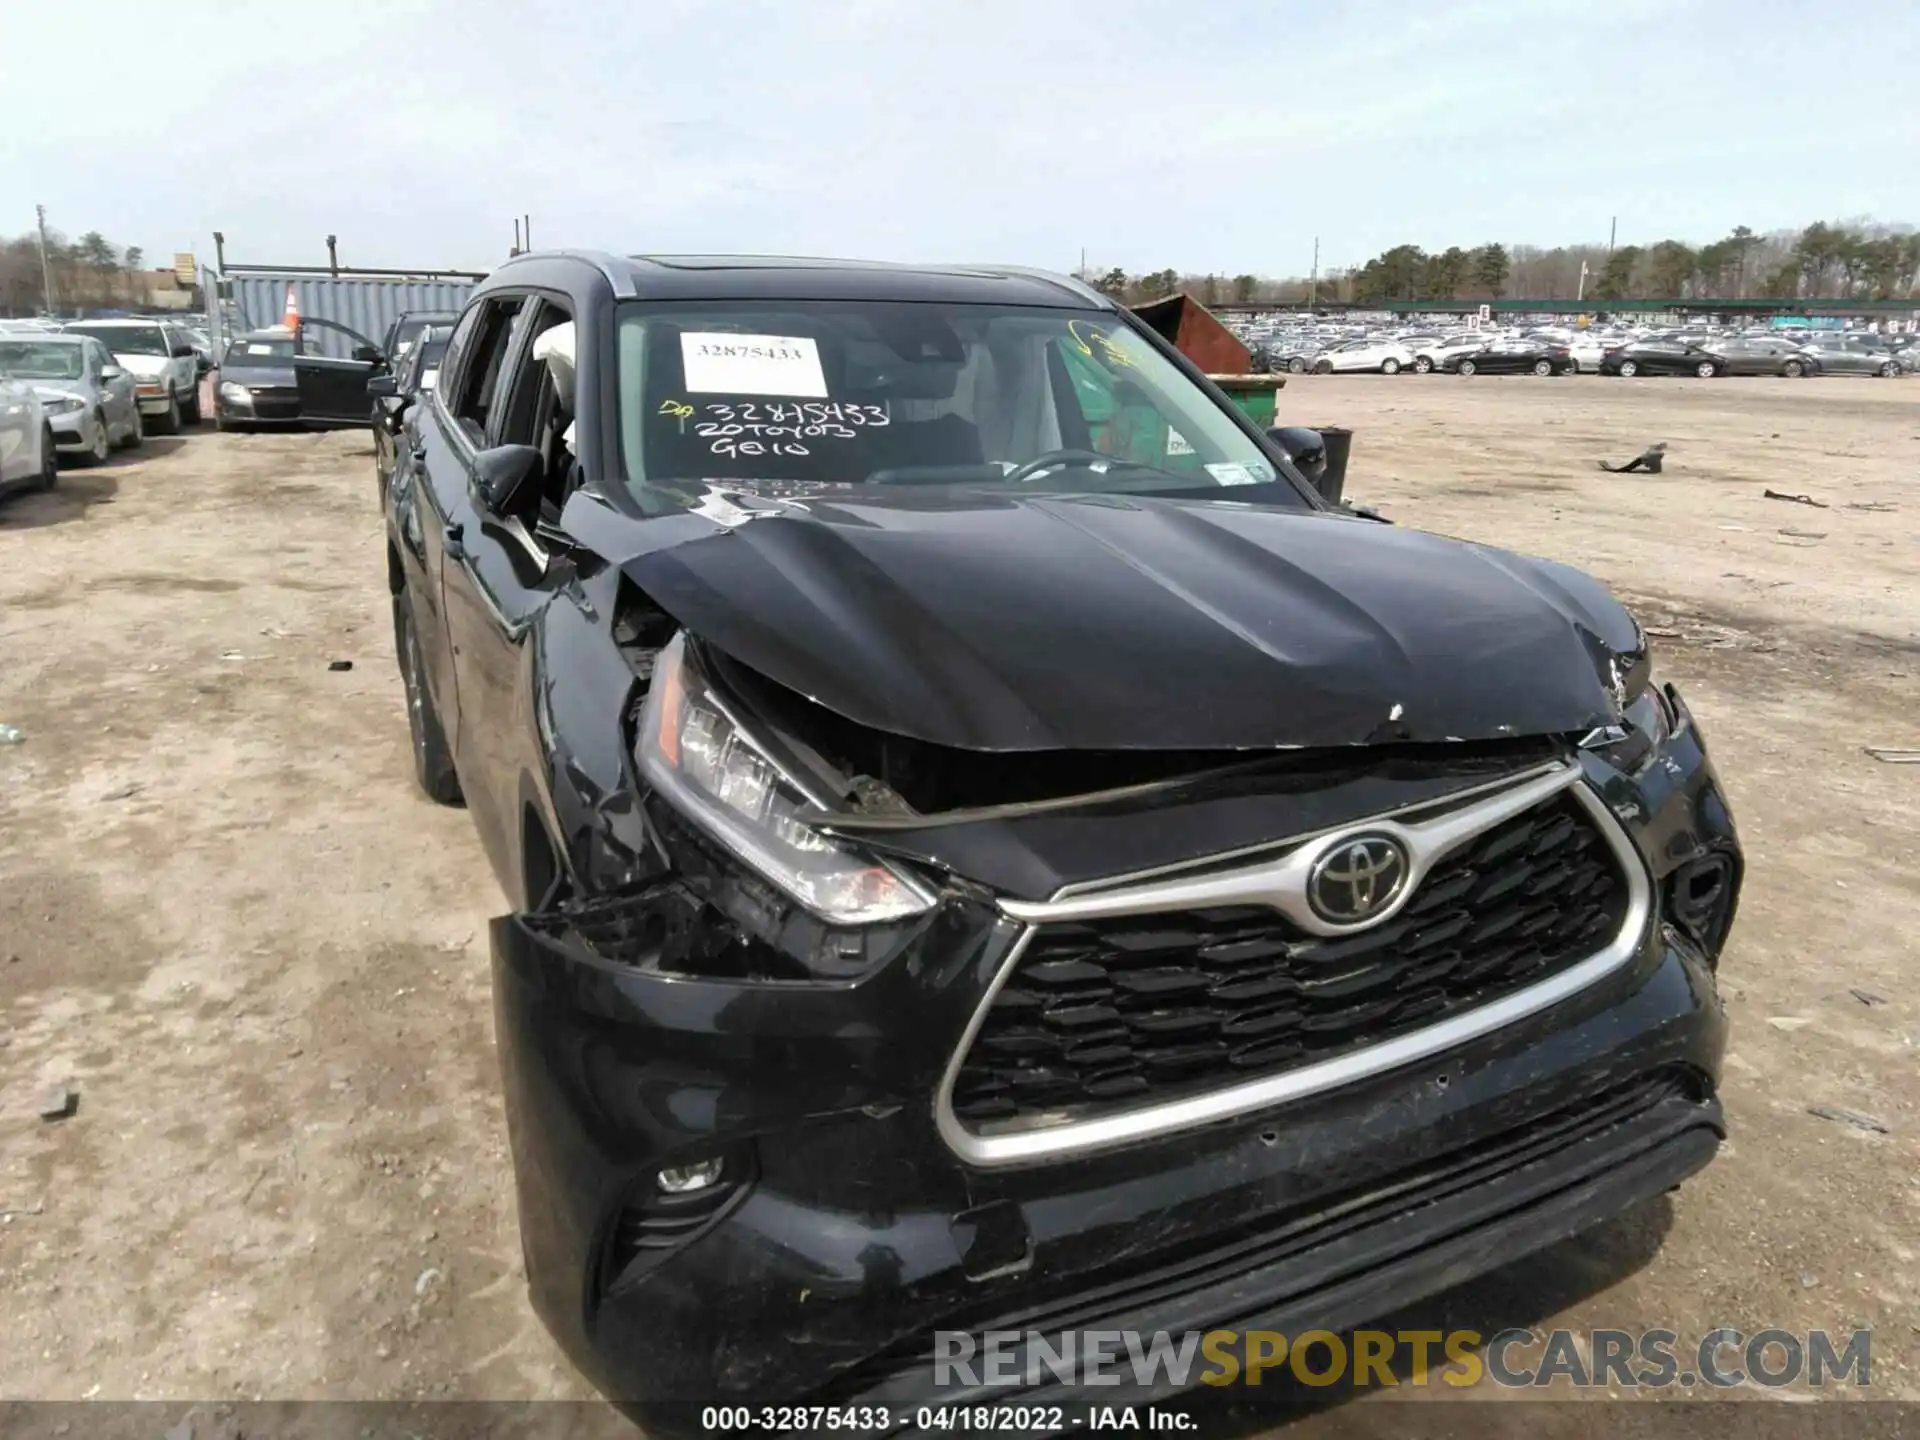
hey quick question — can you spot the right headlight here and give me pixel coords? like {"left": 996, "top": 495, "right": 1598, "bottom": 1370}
{"left": 218, "top": 382, "right": 252, "bottom": 404}
{"left": 635, "top": 633, "right": 936, "bottom": 925}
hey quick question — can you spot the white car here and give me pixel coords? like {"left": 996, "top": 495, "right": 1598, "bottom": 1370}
{"left": 1312, "top": 338, "right": 1417, "bottom": 374}
{"left": 1564, "top": 335, "right": 1612, "bottom": 373}
{"left": 61, "top": 319, "right": 206, "bottom": 433}
{"left": 1409, "top": 336, "right": 1490, "bottom": 373}
{"left": 0, "top": 372, "right": 55, "bottom": 499}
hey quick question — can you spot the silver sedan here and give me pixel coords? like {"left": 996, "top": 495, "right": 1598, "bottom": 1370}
{"left": 1796, "top": 342, "right": 1903, "bottom": 377}
{"left": 0, "top": 334, "right": 143, "bottom": 462}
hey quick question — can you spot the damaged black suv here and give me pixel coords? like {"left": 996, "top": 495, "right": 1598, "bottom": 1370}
{"left": 384, "top": 252, "right": 1741, "bottom": 1422}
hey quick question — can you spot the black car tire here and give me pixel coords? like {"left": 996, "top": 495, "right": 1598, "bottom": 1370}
{"left": 1287, "top": 357, "right": 1307, "bottom": 374}
{"left": 83, "top": 410, "right": 112, "bottom": 465}
{"left": 38, "top": 427, "right": 58, "bottom": 490}
{"left": 394, "top": 593, "right": 463, "bottom": 806}
{"left": 1457, "top": 358, "right": 1477, "bottom": 376}
{"left": 1413, "top": 356, "right": 1433, "bottom": 373}
{"left": 1695, "top": 360, "right": 1720, "bottom": 378}
{"left": 1781, "top": 359, "right": 1805, "bottom": 378}
{"left": 1878, "top": 361, "right": 1896, "bottom": 378}
{"left": 1313, "top": 359, "right": 1334, "bottom": 374}
{"left": 1380, "top": 358, "right": 1402, "bottom": 375}
{"left": 1532, "top": 359, "right": 1552, "bottom": 376}
{"left": 153, "top": 389, "right": 182, "bottom": 435}
{"left": 116, "top": 406, "right": 144, "bottom": 450}
{"left": 1617, "top": 360, "right": 1639, "bottom": 377}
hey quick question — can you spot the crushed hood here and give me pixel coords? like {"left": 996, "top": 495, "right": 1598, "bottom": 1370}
{"left": 617, "top": 488, "right": 1645, "bottom": 752}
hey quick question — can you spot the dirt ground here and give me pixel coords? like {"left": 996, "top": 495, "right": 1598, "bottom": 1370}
{"left": 1, "top": 376, "right": 1915, "bottom": 1425}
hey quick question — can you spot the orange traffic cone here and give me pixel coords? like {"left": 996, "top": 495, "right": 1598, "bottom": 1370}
{"left": 283, "top": 285, "right": 301, "bottom": 334}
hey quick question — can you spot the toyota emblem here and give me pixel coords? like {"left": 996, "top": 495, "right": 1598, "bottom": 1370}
{"left": 1308, "top": 834, "right": 1410, "bottom": 924}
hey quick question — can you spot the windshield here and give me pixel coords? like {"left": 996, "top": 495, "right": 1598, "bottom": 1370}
{"left": 224, "top": 338, "right": 297, "bottom": 366}
{"left": 68, "top": 324, "right": 168, "bottom": 356}
{"left": 615, "top": 300, "right": 1296, "bottom": 509}
{"left": 0, "top": 341, "right": 83, "bottom": 380}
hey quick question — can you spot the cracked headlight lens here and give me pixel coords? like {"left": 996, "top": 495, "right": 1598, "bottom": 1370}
{"left": 636, "top": 632, "right": 935, "bottom": 925}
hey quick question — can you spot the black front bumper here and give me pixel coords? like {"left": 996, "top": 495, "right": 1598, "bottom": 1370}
{"left": 489, "top": 717, "right": 1736, "bottom": 1422}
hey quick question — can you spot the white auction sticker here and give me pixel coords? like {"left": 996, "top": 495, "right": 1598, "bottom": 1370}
{"left": 680, "top": 333, "right": 828, "bottom": 397}
{"left": 1165, "top": 428, "right": 1195, "bottom": 456}
{"left": 1205, "top": 461, "right": 1260, "bottom": 486}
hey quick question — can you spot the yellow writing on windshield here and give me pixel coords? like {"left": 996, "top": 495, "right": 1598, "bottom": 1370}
{"left": 1067, "top": 319, "right": 1137, "bottom": 370}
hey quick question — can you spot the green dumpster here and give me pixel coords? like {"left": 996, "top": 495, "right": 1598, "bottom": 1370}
{"left": 1208, "top": 374, "right": 1286, "bottom": 429}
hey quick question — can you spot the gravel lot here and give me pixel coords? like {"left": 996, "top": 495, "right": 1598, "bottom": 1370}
{"left": 1, "top": 377, "right": 1915, "bottom": 1424}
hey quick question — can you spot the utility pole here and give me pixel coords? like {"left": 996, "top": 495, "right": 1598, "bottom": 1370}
{"left": 1607, "top": 216, "right": 1616, "bottom": 255}
{"left": 1308, "top": 236, "right": 1319, "bottom": 308}
{"left": 34, "top": 204, "right": 56, "bottom": 314}
{"left": 1577, "top": 259, "right": 1590, "bottom": 303}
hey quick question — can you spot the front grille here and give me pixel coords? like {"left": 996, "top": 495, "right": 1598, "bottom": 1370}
{"left": 950, "top": 791, "right": 1628, "bottom": 1128}
{"left": 830, "top": 1066, "right": 1712, "bottom": 1397}
{"left": 248, "top": 389, "right": 301, "bottom": 420}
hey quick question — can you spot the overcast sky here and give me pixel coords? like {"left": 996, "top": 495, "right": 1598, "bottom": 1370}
{"left": 10, "top": 0, "right": 1916, "bottom": 279}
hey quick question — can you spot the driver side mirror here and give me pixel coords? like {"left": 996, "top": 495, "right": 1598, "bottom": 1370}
{"left": 171, "top": 343, "right": 196, "bottom": 358}
{"left": 101, "top": 364, "right": 126, "bottom": 382}
{"left": 366, "top": 374, "right": 398, "bottom": 398}
{"left": 472, "top": 443, "right": 544, "bottom": 517}
{"left": 1267, "top": 425, "right": 1328, "bottom": 482}
{"left": 353, "top": 344, "right": 383, "bottom": 364}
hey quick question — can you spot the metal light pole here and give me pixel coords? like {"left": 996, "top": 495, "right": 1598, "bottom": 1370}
{"left": 1308, "top": 236, "right": 1319, "bottom": 308}
{"left": 34, "top": 204, "right": 56, "bottom": 314}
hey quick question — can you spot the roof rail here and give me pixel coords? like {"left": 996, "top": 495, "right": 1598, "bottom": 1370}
{"left": 947, "top": 264, "right": 1113, "bottom": 309}
{"left": 495, "top": 249, "right": 638, "bottom": 298}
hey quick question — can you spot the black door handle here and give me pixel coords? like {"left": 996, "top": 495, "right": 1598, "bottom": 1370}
{"left": 443, "top": 521, "right": 466, "bottom": 560}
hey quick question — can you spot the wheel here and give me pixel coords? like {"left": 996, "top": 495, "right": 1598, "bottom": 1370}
{"left": 1381, "top": 358, "right": 1401, "bottom": 375}
{"left": 1617, "top": 360, "right": 1639, "bottom": 377}
{"left": 1457, "top": 358, "right": 1477, "bottom": 376}
{"left": 1412, "top": 356, "right": 1433, "bottom": 373}
{"left": 393, "top": 594, "right": 462, "bottom": 805}
{"left": 1878, "top": 361, "right": 1896, "bottom": 377}
{"left": 1313, "top": 359, "right": 1334, "bottom": 374}
{"left": 38, "top": 428, "right": 58, "bottom": 491}
{"left": 1532, "top": 359, "right": 1552, "bottom": 376}
{"left": 83, "top": 410, "right": 111, "bottom": 465}
{"left": 1695, "top": 360, "right": 1719, "bottom": 378}
{"left": 1781, "top": 359, "right": 1804, "bottom": 378}
{"left": 1287, "top": 357, "right": 1307, "bottom": 374}
{"left": 152, "top": 389, "right": 182, "bottom": 435}
{"left": 115, "top": 405, "right": 145, "bottom": 450}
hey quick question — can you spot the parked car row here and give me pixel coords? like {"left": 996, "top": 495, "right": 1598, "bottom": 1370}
{"left": 1251, "top": 329, "right": 1917, "bottom": 378}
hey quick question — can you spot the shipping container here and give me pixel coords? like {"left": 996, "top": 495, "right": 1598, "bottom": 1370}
{"left": 204, "top": 270, "right": 480, "bottom": 361}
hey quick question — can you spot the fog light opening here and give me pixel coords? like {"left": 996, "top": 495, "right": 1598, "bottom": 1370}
{"left": 657, "top": 1157, "right": 725, "bottom": 1194}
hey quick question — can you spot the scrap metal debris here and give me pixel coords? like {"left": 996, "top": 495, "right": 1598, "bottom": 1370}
{"left": 39, "top": 1085, "right": 78, "bottom": 1122}
{"left": 1865, "top": 747, "right": 1920, "bottom": 764}
{"left": 1846, "top": 501, "right": 1897, "bottom": 513}
{"left": 1763, "top": 488, "right": 1829, "bottom": 508}
{"left": 327, "top": 659, "right": 354, "bottom": 672}
{"left": 1807, "top": 1105, "right": 1890, "bottom": 1135}
{"left": 1849, "top": 988, "right": 1888, "bottom": 1007}
{"left": 1597, "top": 442, "right": 1667, "bottom": 474}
